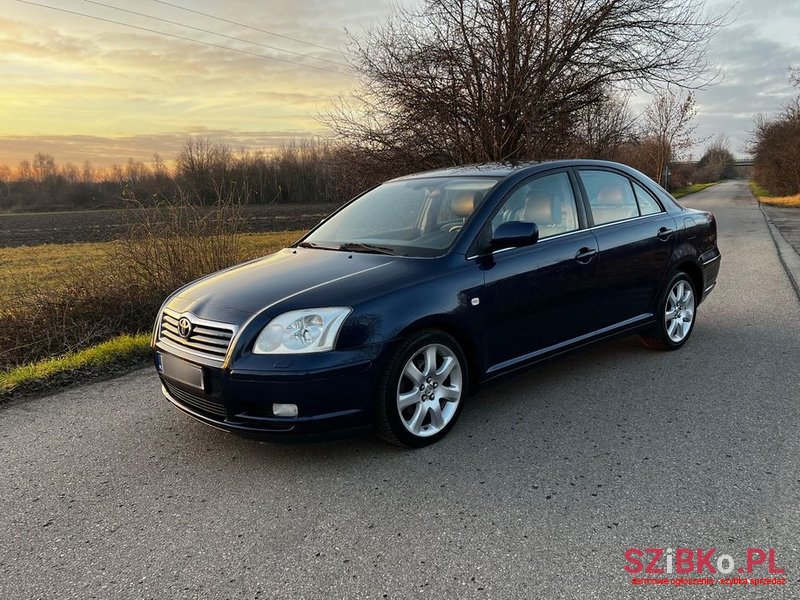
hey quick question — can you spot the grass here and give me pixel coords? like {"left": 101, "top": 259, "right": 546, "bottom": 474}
{"left": 0, "top": 241, "right": 109, "bottom": 292}
{"left": 671, "top": 182, "right": 719, "bottom": 199}
{"left": 748, "top": 181, "right": 772, "bottom": 198}
{"left": 749, "top": 180, "right": 800, "bottom": 207}
{"left": 0, "top": 229, "right": 304, "bottom": 398}
{"left": 0, "top": 230, "right": 305, "bottom": 294}
{"left": 0, "top": 333, "right": 151, "bottom": 399}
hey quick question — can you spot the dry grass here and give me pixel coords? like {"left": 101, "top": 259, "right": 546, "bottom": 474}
{"left": 748, "top": 180, "right": 800, "bottom": 207}
{"left": 757, "top": 194, "right": 800, "bottom": 207}
{"left": 0, "top": 197, "right": 305, "bottom": 370}
{"left": 0, "top": 231, "right": 304, "bottom": 299}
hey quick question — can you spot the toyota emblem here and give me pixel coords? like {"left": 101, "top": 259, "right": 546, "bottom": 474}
{"left": 177, "top": 317, "right": 193, "bottom": 339}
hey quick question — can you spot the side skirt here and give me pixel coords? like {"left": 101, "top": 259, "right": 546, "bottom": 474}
{"left": 482, "top": 313, "right": 655, "bottom": 383}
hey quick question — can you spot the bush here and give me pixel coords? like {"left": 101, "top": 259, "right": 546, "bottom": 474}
{"left": 0, "top": 194, "right": 247, "bottom": 369}
{"left": 695, "top": 139, "right": 736, "bottom": 183}
{"left": 110, "top": 195, "right": 246, "bottom": 296}
{"left": 751, "top": 98, "right": 800, "bottom": 196}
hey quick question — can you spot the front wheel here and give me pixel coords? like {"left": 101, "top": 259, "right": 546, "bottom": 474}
{"left": 375, "top": 330, "right": 468, "bottom": 447}
{"left": 641, "top": 272, "right": 697, "bottom": 351}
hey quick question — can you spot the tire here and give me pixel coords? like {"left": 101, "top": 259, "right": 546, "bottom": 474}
{"left": 375, "top": 330, "right": 468, "bottom": 447}
{"left": 640, "top": 271, "right": 698, "bottom": 351}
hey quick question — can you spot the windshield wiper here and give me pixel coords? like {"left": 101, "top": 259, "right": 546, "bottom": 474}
{"left": 337, "top": 242, "right": 404, "bottom": 256}
{"left": 297, "top": 241, "right": 338, "bottom": 250}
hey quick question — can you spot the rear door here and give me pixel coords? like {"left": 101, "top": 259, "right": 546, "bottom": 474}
{"left": 575, "top": 168, "right": 677, "bottom": 329}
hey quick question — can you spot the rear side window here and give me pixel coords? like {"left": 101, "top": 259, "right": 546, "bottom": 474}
{"left": 632, "top": 181, "right": 663, "bottom": 216}
{"left": 578, "top": 170, "right": 639, "bottom": 225}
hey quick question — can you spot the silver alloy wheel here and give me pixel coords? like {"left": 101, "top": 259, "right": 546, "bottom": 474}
{"left": 396, "top": 343, "right": 463, "bottom": 437}
{"left": 665, "top": 279, "right": 695, "bottom": 343}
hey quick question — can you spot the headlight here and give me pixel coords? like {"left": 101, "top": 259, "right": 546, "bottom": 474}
{"left": 252, "top": 307, "right": 352, "bottom": 354}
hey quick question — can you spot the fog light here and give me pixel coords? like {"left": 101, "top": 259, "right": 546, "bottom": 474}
{"left": 273, "top": 403, "right": 298, "bottom": 417}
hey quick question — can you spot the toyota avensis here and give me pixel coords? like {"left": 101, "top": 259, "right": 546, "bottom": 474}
{"left": 152, "top": 160, "right": 720, "bottom": 447}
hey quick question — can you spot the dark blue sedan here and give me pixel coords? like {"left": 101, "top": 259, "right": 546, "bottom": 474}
{"left": 152, "top": 160, "right": 720, "bottom": 446}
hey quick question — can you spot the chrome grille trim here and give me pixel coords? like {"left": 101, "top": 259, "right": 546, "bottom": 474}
{"left": 158, "top": 308, "right": 237, "bottom": 361}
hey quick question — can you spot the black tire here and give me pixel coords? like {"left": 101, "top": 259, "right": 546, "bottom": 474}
{"left": 640, "top": 271, "right": 698, "bottom": 351}
{"left": 375, "top": 330, "right": 469, "bottom": 447}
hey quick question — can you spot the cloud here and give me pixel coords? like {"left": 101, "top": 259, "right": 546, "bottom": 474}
{"left": 0, "top": 129, "right": 328, "bottom": 166}
{"left": 3, "top": 0, "right": 798, "bottom": 165}
{"left": 690, "top": 20, "right": 799, "bottom": 155}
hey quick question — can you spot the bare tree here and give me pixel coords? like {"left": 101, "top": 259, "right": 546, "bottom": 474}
{"left": 571, "top": 91, "right": 636, "bottom": 159}
{"left": 750, "top": 97, "right": 800, "bottom": 196}
{"left": 17, "top": 160, "right": 33, "bottom": 182}
{"left": 0, "top": 164, "right": 11, "bottom": 199}
{"left": 60, "top": 163, "right": 80, "bottom": 185}
{"left": 81, "top": 160, "right": 95, "bottom": 184}
{"left": 32, "top": 153, "right": 57, "bottom": 183}
{"left": 695, "top": 135, "right": 735, "bottom": 182}
{"left": 640, "top": 88, "right": 698, "bottom": 185}
{"left": 324, "top": 0, "right": 723, "bottom": 168}
{"left": 176, "top": 138, "right": 234, "bottom": 204}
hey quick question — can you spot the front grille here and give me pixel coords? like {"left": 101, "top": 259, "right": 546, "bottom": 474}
{"left": 159, "top": 310, "right": 235, "bottom": 360}
{"left": 164, "top": 380, "right": 227, "bottom": 418}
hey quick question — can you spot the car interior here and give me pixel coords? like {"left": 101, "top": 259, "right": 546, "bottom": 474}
{"left": 493, "top": 172, "right": 579, "bottom": 239}
{"left": 589, "top": 184, "right": 639, "bottom": 224}
{"left": 578, "top": 170, "right": 641, "bottom": 225}
{"left": 317, "top": 179, "right": 497, "bottom": 254}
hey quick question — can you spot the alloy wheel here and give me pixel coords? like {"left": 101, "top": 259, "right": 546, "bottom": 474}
{"left": 665, "top": 279, "right": 695, "bottom": 343}
{"left": 396, "top": 343, "right": 463, "bottom": 437}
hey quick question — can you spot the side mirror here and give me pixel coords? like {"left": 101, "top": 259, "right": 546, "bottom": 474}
{"left": 490, "top": 221, "right": 539, "bottom": 251}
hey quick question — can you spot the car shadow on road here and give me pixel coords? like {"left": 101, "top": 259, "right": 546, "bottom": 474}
{"left": 162, "top": 334, "right": 664, "bottom": 470}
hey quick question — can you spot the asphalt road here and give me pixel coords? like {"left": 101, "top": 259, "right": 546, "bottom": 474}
{"left": 2, "top": 180, "right": 799, "bottom": 599}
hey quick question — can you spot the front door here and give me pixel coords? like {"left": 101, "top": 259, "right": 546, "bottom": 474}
{"left": 478, "top": 170, "right": 600, "bottom": 371}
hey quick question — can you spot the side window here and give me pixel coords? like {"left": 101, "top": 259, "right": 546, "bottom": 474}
{"left": 491, "top": 172, "right": 579, "bottom": 240}
{"left": 578, "top": 170, "right": 639, "bottom": 226}
{"left": 631, "top": 180, "right": 663, "bottom": 216}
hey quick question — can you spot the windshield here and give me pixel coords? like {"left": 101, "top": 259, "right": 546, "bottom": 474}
{"left": 300, "top": 177, "right": 499, "bottom": 257}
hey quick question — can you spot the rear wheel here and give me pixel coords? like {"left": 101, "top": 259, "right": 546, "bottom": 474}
{"left": 375, "top": 330, "right": 468, "bottom": 447}
{"left": 641, "top": 272, "right": 697, "bottom": 351}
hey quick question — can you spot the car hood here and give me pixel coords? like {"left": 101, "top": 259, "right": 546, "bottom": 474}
{"left": 166, "top": 248, "right": 404, "bottom": 323}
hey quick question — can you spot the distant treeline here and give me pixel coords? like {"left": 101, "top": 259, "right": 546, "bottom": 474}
{"left": 0, "top": 140, "right": 397, "bottom": 212}
{"left": 0, "top": 133, "right": 736, "bottom": 212}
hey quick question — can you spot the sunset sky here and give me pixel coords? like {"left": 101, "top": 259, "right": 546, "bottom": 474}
{"left": 1, "top": 0, "right": 798, "bottom": 167}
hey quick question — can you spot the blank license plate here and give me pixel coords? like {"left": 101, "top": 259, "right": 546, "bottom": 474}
{"left": 159, "top": 353, "right": 204, "bottom": 391}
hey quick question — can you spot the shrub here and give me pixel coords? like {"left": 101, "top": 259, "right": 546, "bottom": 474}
{"left": 0, "top": 194, "right": 247, "bottom": 369}
{"left": 750, "top": 98, "right": 800, "bottom": 196}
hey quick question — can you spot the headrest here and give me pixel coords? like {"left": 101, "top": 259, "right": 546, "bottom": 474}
{"left": 451, "top": 193, "right": 476, "bottom": 217}
{"left": 597, "top": 186, "right": 625, "bottom": 206}
{"left": 522, "top": 192, "right": 554, "bottom": 224}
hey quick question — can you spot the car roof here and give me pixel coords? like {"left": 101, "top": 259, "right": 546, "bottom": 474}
{"left": 389, "top": 162, "right": 541, "bottom": 180}
{"left": 388, "top": 159, "right": 646, "bottom": 182}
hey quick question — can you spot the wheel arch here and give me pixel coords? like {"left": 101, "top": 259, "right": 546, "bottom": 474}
{"left": 393, "top": 318, "right": 482, "bottom": 394}
{"left": 675, "top": 260, "right": 704, "bottom": 301}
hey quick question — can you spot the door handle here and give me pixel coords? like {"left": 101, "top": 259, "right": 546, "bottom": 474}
{"left": 657, "top": 227, "right": 674, "bottom": 241}
{"left": 574, "top": 247, "right": 597, "bottom": 264}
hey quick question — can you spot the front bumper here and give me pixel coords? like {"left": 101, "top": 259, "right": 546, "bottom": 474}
{"left": 155, "top": 343, "right": 389, "bottom": 440}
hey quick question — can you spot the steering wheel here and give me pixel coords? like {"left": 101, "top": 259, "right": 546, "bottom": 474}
{"left": 439, "top": 222, "right": 464, "bottom": 232}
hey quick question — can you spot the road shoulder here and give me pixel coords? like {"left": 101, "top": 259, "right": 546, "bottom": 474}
{"left": 759, "top": 204, "right": 800, "bottom": 300}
